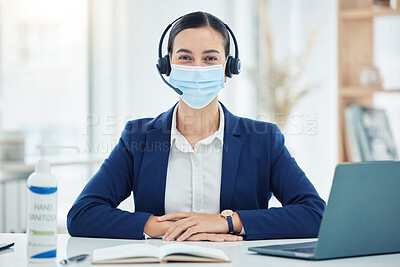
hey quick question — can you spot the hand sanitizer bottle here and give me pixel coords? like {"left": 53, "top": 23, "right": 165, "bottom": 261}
{"left": 27, "top": 145, "right": 57, "bottom": 262}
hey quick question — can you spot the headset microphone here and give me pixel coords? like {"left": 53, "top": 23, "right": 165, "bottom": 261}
{"left": 156, "top": 15, "right": 241, "bottom": 94}
{"left": 156, "top": 65, "right": 183, "bottom": 95}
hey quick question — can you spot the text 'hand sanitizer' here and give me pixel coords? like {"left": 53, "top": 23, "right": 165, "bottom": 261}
{"left": 27, "top": 145, "right": 58, "bottom": 263}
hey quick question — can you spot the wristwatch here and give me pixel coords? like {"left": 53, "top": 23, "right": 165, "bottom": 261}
{"left": 221, "top": 209, "right": 235, "bottom": 234}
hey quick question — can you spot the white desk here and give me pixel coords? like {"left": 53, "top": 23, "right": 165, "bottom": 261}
{"left": 1, "top": 234, "right": 400, "bottom": 266}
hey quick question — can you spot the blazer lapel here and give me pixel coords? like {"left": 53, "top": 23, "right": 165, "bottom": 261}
{"left": 137, "top": 102, "right": 177, "bottom": 215}
{"left": 219, "top": 101, "right": 243, "bottom": 211}
{"left": 137, "top": 101, "right": 242, "bottom": 214}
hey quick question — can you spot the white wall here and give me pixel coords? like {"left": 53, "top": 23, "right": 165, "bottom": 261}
{"left": 373, "top": 15, "right": 400, "bottom": 155}
{"left": 264, "top": 0, "right": 338, "bottom": 201}
{"left": 0, "top": 0, "right": 88, "bottom": 232}
{"left": 89, "top": 0, "right": 258, "bottom": 151}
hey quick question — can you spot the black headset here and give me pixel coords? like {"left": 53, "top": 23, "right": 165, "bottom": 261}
{"left": 156, "top": 16, "right": 241, "bottom": 95}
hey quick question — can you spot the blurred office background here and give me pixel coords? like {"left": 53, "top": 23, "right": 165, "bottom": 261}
{"left": 0, "top": 0, "right": 399, "bottom": 233}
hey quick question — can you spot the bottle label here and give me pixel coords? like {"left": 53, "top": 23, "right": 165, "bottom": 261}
{"left": 27, "top": 185, "right": 57, "bottom": 260}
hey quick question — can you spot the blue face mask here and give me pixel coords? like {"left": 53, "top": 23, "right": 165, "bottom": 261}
{"left": 169, "top": 63, "right": 225, "bottom": 109}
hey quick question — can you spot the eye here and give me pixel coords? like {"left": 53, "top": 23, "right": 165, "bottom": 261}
{"left": 204, "top": 56, "right": 218, "bottom": 62}
{"left": 178, "top": 55, "right": 192, "bottom": 61}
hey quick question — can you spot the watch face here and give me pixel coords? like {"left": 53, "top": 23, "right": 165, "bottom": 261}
{"left": 221, "top": 209, "right": 233, "bottom": 217}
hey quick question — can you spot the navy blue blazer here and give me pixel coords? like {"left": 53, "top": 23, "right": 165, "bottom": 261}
{"left": 67, "top": 101, "right": 325, "bottom": 240}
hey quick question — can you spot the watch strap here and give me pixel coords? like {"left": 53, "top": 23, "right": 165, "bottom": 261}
{"left": 226, "top": 215, "right": 234, "bottom": 234}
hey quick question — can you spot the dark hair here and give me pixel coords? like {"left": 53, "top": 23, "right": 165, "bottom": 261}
{"left": 167, "top": 11, "right": 230, "bottom": 58}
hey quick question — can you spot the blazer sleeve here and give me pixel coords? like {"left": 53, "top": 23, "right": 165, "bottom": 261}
{"left": 67, "top": 121, "right": 153, "bottom": 239}
{"left": 236, "top": 124, "right": 326, "bottom": 240}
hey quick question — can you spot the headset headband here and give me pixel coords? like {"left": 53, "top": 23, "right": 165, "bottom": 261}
{"left": 158, "top": 16, "right": 239, "bottom": 62}
{"left": 158, "top": 16, "right": 183, "bottom": 59}
{"left": 156, "top": 15, "right": 241, "bottom": 95}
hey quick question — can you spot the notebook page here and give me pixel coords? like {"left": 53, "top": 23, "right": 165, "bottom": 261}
{"left": 92, "top": 244, "right": 160, "bottom": 263}
{"left": 159, "top": 244, "right": 229, "bottom": 261}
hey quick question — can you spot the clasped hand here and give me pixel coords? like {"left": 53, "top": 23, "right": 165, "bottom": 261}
{"left": 144, "top": 212, "right": 243, "bottom": 242}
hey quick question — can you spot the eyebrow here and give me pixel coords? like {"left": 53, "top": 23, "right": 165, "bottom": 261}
{"left": 176, "top": 48, "right": 220, "bottom": 54}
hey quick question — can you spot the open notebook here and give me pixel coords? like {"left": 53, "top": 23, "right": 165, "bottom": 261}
{"left": 91, "top": 243, "right": 230, "bottom": 264}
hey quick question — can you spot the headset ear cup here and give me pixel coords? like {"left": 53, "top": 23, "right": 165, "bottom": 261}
{"left": 157, "top": 55, "right": 172, "bottom": 75}
{"left": 165, "top": 54, "right": 172, "bottom": 76}
{"left": 230, "top": 58, "right": 241, "bottom": 75}
{"left": 157, "top": 57, "right": 166, "bottom": 74}
{"left": 225, "top": 56, "right": 233, "bottom": 78}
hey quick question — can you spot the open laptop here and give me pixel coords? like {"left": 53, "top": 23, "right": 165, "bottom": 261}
{"left": 248, "top": 161, "right": 400, "bottom": 260}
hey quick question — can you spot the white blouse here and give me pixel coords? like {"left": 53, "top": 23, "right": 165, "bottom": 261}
{"left": 163, "top": 102, "right": 245, "bottom": 236}
{"left": 165, "top": 102, "right": 224, "bottom": 215}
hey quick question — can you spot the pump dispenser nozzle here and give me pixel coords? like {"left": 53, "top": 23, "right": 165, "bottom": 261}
{"left": 34, "top": 145, "right": 81, "bottom": 173}
{"left": 35, "top": 145, "right": 50, "bottom": 173}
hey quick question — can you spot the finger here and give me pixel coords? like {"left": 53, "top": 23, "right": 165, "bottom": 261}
{"left": 220, "top": 234, "right": 243, "bottom": 242}
{"left": 220, "top": 234, "right": 242, "bottom": 240}
{"left": 176, "top": 226, "right": 199, "bottom": 242}
{"left": 184, "top": 234, "right": 204, "bottom": 241}
{"left": 208, "top": 234, "right": 242, "bottom": 242}
{"left": 163, "top": 223, "right": 179, "bottom": 241}
{"left": 175, "top": 233, "right": 182, "bottom": 239}
{"left": 158, "top": 212, "right": 191, "bottom": 222}
{"left": 163, "top": 223, "right": 176, "bottom": 240}
{"left": 166, "top": 221, "right": 196, "bottom": 241}
{"left": 205, "top": 234, "right": 225, "bottom": 242}
{"left": 186, "top": 233, "right": 224, "bottom": 242}
{"left": 165, "top": 220, "right": 196, "bottom": 241}
{"left": 163, "top": 218, "right": 192, "bottom": 240}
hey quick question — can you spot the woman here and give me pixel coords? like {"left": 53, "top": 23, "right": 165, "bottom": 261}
{"left": 67, "top": 11, "right": 325, "bottom": 242}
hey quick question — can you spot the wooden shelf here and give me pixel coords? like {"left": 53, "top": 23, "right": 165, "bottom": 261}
{"left": 340, "top": 7, "right": 400, "bottom": 19}
{"left": 374, "top": 89, "right": 400, "bottom": 93}
{"left": 338, "top": 0, "right": 400, "bottom": 163}
{"left": 339, "top": 86, "right": 400, "bottom": 97}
